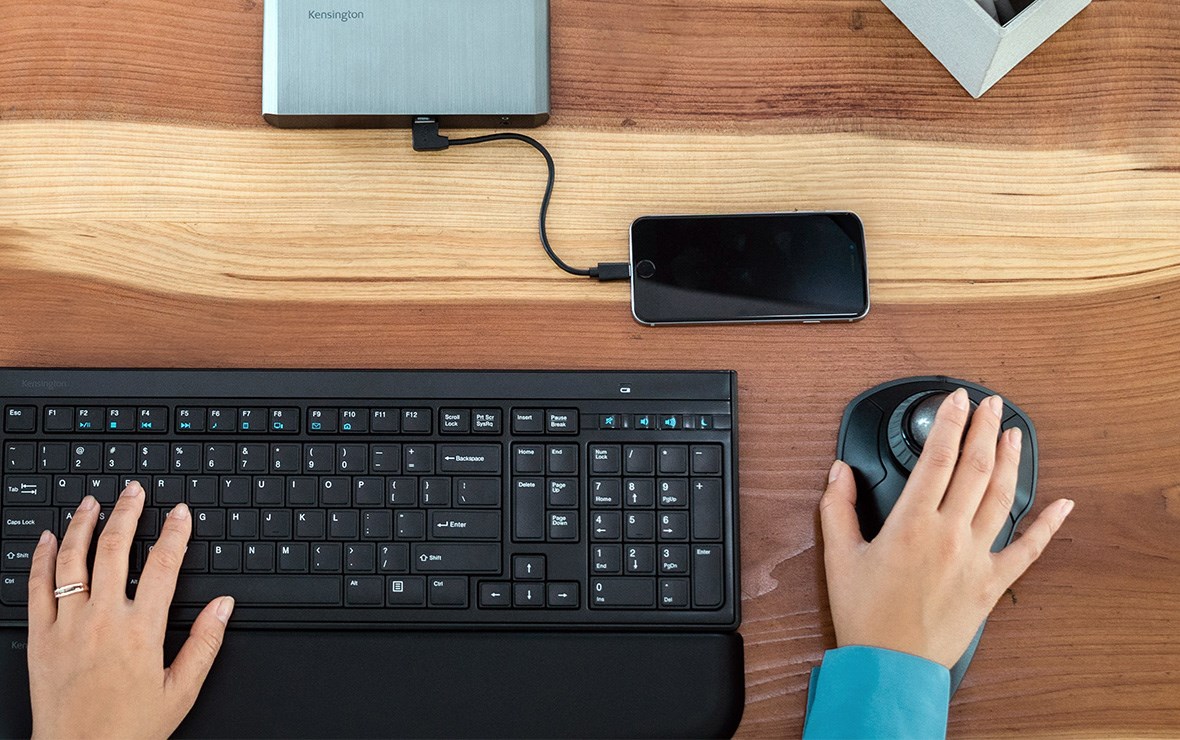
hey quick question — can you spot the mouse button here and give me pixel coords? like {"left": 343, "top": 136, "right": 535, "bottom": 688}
{"left": 839, "top": 402, "right": 888, "bottom": 490}
{"left": 854, "top": 480, "right": 898, "bottom": 542}
{"left": 962, "top": 386, "right": 988, "bottom": 406}
{"left": 1010, "top": 442, "right": 1036, "bottom": 519}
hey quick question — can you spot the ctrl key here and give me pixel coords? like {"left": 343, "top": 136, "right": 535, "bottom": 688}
{"left": 1, "top": 574, "right": 28, "bottom": 605}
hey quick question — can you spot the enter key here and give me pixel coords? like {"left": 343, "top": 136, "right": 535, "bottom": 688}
{"left": 429, "top": 511, "right": 501, "bottom": 540}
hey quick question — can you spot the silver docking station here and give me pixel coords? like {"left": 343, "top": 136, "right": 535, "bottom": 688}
{"left": 263, "top": 0, "right": 550, "bottom": 128}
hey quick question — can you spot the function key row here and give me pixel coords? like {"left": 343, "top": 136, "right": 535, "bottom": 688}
{"left": 8, "top": 405, "right": 728, "bottom": 437}
{"left": 5, "top": 406, "right": 170, "bottom": 434}
{"left": 306, "top": 408, "right": 498, "bottom": 436}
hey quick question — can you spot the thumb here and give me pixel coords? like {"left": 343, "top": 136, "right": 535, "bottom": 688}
{"left": 819, "top": 460, "right": 866, "bottom": 560}
{"left": 166, "top": 596, "right": 234, "bottom": 713}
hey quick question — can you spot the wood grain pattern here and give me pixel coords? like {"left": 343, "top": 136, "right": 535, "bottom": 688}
{"left": 2, "top": 0, "right": 1179, "bottom": 735}
{"left": 2, "top": 122, "right": 1178, "bottom": 303}
{"left": 2, "top": 0, "right": 1179, "bottom": 153}
{"left": 0, "top": 270, "right": 1178, "bottom": 736}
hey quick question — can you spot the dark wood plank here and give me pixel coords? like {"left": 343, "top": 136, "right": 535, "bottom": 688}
{"left": 1, "top": 267, "right": 1177, "bottom": 736}
{"left": 0, "top": 0, "right": 1176, "bottom": 152}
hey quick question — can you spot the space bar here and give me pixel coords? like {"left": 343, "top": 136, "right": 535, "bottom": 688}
{"left": 173, "top": 576, "right": 342, "bottom": 606}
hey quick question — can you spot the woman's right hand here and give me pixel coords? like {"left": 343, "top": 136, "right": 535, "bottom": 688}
{"left": 819, "top": 388, "right": 1073, "bottom": 667}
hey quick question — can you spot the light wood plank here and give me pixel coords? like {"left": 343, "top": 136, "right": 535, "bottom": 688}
{"left": 3, "top": 121, "right": 1178, "bottom": 302}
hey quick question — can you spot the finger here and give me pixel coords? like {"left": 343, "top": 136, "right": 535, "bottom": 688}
{"left": 993, "top": 498, "right": 1074, "bottom": 586}
{"left": 54, "top": 496, "right": 100, "bottom": 608}
{"left": 90, "top": 481, "right": 146, "bottom": 603}
{"left": 941, "top": 394, "right": 1004, "bottom": 522}
{"left": 896, "top": 388, "right": 971, "bottom": 511}
{"left": 165, "top": 596, "right": 234, "bottom": 714}
{"left": 134, "top": 503, "right": 191, "bottom": 625}
{"left": 27, "top": 530, "right": 59, "bottom": 631}
{"left": 972, "top": 427, "right": 1022, "bottom": 542}
{"left": 819, "top": 460, "right": 867, "bottom": 559}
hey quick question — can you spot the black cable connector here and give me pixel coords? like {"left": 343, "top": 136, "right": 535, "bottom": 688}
{"left": 411, "top": 117, "right": 630, "bottom": 282}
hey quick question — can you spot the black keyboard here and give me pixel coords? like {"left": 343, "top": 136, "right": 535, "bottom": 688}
{"left": 1, "top": 369, "right": 740, "bottom": 629}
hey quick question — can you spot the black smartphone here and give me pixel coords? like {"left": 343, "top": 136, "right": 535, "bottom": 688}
{"left": 629, "top": 212, "right": 870, "bottom": 325}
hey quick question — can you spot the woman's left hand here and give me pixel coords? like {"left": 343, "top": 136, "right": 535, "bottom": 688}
{"left": 27, "top": 482, "right": 233, "bottom": 739}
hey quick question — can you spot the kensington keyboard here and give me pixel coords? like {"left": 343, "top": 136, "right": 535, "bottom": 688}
{"left": 1, "top": 370, "right": 739, "bottom": 629}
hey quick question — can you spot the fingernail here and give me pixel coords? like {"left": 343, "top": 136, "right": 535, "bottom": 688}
{"left": 171, "top": 502, "right": 190, "bottom": 521}
{"left": 951, "top": 388, "right": 969, "bottom": 409}
{"left": 828, "top": 460, "right": 843, "bottom": 483}
{"left": 123, "top": 481, "right": 144, "bottom": 498}
{"left": 79, "top": 495, "right": 97, "bottom": 512}
{"left": 1061, "top": 499, "right": 1075, "bottom": 519}
{"left": 988, "top": 395, "right": 1003, "bottom": 417}
{"left": 39, "top": 530, "right": 53, "bottom": 544}
{"left": 1007, "top": 426, "right": 1023, "bottom": 449}
{"left": 217, "top": 596, "right": 235, "bottom": 624}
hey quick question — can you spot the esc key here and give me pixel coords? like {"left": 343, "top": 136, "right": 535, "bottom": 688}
{"left": 4, "top": 407, "right": 36, "bottom": 433}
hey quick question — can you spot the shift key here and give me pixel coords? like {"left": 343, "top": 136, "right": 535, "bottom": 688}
{"left": 412, "top": 543, "right": 501, "bottom": 573}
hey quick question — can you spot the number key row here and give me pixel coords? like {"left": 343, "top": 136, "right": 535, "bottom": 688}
{"left": 4, "top": 442, "right": 497, "bottom": 476}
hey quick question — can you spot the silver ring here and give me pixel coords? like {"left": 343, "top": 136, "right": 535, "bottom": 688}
{"left": 53, "top": 582, "right": 89, "bottom": 599}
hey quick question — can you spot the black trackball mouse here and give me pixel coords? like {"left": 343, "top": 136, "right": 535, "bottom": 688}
{"left": 836, "top": 376, "right": 1038, "bottom": 694}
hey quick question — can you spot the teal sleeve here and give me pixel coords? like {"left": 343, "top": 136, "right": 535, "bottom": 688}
{"left": 802, "top": 646, "right": 950, "bottom": 740}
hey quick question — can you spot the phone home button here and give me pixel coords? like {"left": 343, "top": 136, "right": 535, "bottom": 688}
{"left": 636, "top": 260, "right": 656, "bottom": 279}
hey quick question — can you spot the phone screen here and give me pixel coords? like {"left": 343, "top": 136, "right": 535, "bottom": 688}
{"left": 629, "top": 212, "right": 869, "bottom": 325}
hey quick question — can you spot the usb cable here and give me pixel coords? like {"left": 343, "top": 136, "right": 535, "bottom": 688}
{"left": 411, "top": 118, "right": 631, "bottom": 282}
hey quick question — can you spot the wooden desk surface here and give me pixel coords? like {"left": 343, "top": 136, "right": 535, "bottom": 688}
{"left": 2, "top": 0, "right": 1178, "bottom": 735}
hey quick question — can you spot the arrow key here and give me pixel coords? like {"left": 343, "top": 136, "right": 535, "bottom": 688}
{"left": 547, "top": 582, "right": 579, "bottom": 608}
{"left": 513, "top": 554, "right": 545, "bottom": 581}
{"left": 479, "top": 581, "right": 511, "bottom": 607}
{"left": 513, "top": 582, "right": 544, "bottom": 607}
